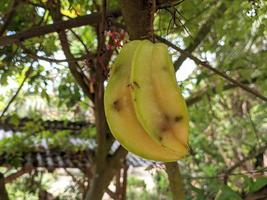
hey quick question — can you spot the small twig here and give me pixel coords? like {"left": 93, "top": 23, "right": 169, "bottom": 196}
{"left": 173, "top": 9, "right": 193, "bottom": 38}
{"left": 64, "top": 169, "right": 86, "bottom": 192}
{"left": 166, "top": 11, "right": 173, "bottom": 35}
{"left": 157, "top": 0, "right": 186, "bottom": 10}
{"left": 173, "top": 1, "right": 226, "bottom": 70}
{"left": 0, "top": 0, "right": 20, "bottom": 36}
{"left": 26, "top": 0, "right": 45, "bottom": 9}
{"left": 185, "top": 168, "right": 267, "bottom": 180}
{"left": 47, "top": 1, "right": 93, "bottom": 101}
{"left": 247, "top": 111, "right": 260, "bottom": 146}
{"left": 0, "top": 66, "right": 33, "bottom": 119}
{"left": 165, "top": 8, "right": 192, "bottom": 38}
{"left": 156, "top": 36, "right": 267, "bottom": 102}
{"left": 148, "top": 0, "right": 156, "bottom": 42}
{"left": 68, "top": 29, "right": 91, "bottom": 55}
{"left": 186, "top": 75, "right": 267, "bottom": 106}
{"left": 223, "top": 144, "right": 267, "bottom": 182}
{"left": 19, "top": 43, "right": 88, "bottom": 63}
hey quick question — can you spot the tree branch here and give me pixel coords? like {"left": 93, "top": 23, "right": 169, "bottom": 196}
{"left": 108, "top": 146, "right": 128, "bottom": 169}
{"left": 5, "top": 165, "right": 34, "bottom": 183}
{"left": 106, "top": 188, "right": 117, "bottom": 199}
{"left": 94, "top": 0, "right": 108, "bottom": 166}
{"left": 223, "top": 144, "right": 267, "bottom": 177}
{"left": 186, "top": 75, "right": 267, "bottom": 106}
{"left": 19, "top": 43, "right": 89, "bottom": 63}
{"left": 0, "top": 10, "right": 121, "bottom": 46}
{"left": 97, "top": 21, "right": 267, "bottom": 104}
{"left": 47, "top": 2, "right": 93, "bottom": 101}
{"left": 174, "top": 2, "right": 226, "bottom": 71}
{"left": 0, "top": 0, "right": 20, "bottom": 36}
{"left": 64, "top": 169, "right": 86, "bottom": 192}
{"left": 184, "top": 168, "right": 266, "bottom": 180}
{"left": 68, "top": 29, "right": 91, "bottom": 55}
{"left": 156, "top": 36, "right": 267, "bottom": 102}
{"left": 156, "top": 0, "right": 185, "bottom": 10}
{"left": 0, "top": 66, "right": 33, "bottom": 119}
{"left": 165, "top": 162, "right": 185, "bottom": 200}
{"left": 0, "top": 173, "right": 9, "bottom": 200}
{"left": 85, "top": 2, "right": 125, "bottom": 199}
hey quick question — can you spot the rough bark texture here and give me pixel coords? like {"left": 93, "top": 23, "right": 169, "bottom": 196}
{"left": 85, "top": 146, "right": 127, "bottom": 200}
{"left": 0, "top": 173, "right": 9, "bottom": 200}
{"left": 121, "top": 0, "right": 155, "bottom": 40}
{"left": 165, "top": 162, "right": 185, "bottom": 200}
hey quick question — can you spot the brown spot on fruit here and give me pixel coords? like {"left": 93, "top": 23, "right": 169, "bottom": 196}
{"left": 127, "top": 83, "right": 135, "bottom": 90}
{"left": 111, "top": 65, "right": 119, "bottom": 75}
{"left": 174, "top": 116, "right": 183, "bottom": 122}
{"left": 164, "top": 114, "right": 170, "bottom": 122}
{"left": 160, "top": 123, "right": 170, "bottom": 132}
{"left": 162, "top": 66, "right": 168, "bottom": 71}
{"left": 113, "top": 100, "right": 122, "bottom": 112}
{"left": 133, "top": 81, "right": 140, "bottom": 89}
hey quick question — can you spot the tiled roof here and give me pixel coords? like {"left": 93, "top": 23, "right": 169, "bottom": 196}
{"left": 0, "top": 128, "right": 155, "bottom": 169}
{"left": 0, "top": 149, "right": 155, "bottom": 169}
{"left": 0, "top": 117, "right": 90, "bottom": 134}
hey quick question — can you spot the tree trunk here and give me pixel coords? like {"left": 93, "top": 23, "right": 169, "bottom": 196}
{"left": 85, "top": 150, "right": 127, "bottom": 200}
{"left": 165, "top": 162, "right": 185, "bottom": 200}
{"left": 86, "top": 169, "right": 109, "bottom": 200}
{"left": 0, "top": 173, "right": 9, "bottom": 200}
{"left": 120, "top": 0, "right": 155, "bottom": 40}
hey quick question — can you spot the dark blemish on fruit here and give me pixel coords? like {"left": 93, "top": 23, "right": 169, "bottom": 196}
{"left": 158, "top": 136, "right": 163, "bottom": 141}
{"left": 113, "top": 100, "right": 121, "bottom": 112}
{"left": 112, "top": 65, "right": 120, "bottom": 75}
{"left": 160, "top": 123, "right": 170, "bottom": 132}
{"left": 133, "top": 81, "right": 140, "bottom": 89}
{"left": 127, "top": 83, "right": 134, "bottom": 90}
{"left": 174, "top": 116, "right": 183, "bottom": 122}
{"left": 164, "top": 114, "right": 170, "bottom": 122}
{"left": 162, "top": 66, "right": 168, "bottom": 71}
{"left": 113, "top": 68, "right": 118, "bottom": 74}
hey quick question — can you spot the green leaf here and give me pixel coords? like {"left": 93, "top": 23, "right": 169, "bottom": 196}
{"left": 249, "top": 177, "right": 267, "bottom": 193}
{"left": 215, "top": 186, "right": 242, "bottom": 200}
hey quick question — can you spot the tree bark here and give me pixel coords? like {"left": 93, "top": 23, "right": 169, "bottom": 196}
{"left": 85, "top": 146, "right": 127, "bottom": 199}
{"left": 165, "top": 162, "right": 185, "bottom": 200}
{"left": 0, "top": 173, "right": 9, "bottom": 200}
{"left": 86, "top": 1, "right": 156, "bottom": 199}
{"left": 120, "top": 0, "right": 155, "bottom": 40}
